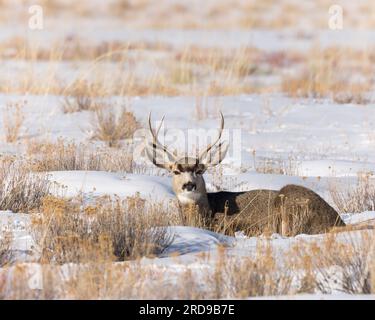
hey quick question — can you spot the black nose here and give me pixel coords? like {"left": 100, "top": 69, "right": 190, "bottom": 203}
{"left": 182, "top": 182, "right": 196, "bottom": 191}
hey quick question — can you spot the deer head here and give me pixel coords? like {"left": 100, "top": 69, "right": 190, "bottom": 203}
{"left": 145, "top": 112, "right": 229, "bottom": 205}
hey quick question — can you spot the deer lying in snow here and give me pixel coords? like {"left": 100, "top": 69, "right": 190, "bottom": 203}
{"left": 145, "top": 113, "right": 345, "bottom": 236}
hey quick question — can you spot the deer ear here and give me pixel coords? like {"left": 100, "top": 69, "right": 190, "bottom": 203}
{"left": 145, "top": 142, "right": 173, "bottom": 171}
{"left": 200, "top": 141, "right": 229, "bottom": 167}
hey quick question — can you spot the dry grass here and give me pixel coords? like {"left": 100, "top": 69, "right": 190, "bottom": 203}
{"left": 0, "top": 37, "right": 132, "bottom": 62}
{"left": 282, "top": 47, "right": 372, "bottom": 103}
{"left": 0, "top": 40, "right": 273, "bottom": 97}
{"left": 0, "top": 230, "right": 12, "bottom": 267}
{"left": 90, "top": 104, "right": 139, "bottom": 147}
{"left": 330, "top": 172, "right": 375, "bottom": 213}
{"left": 19, "top": 44, "right": 372, "bottom": 98}
{"left": 193, "top": 95, "right": 221, "bottom": 121}
{"left": 170, "top": 46, "right": 264, "bottom": 96}
{"left": 3, "top": 39, "right": 372, "bottom": 99}
{"left": 288, "top": 231, "right": 375, "bottom": 294}
{"left": 210, "top": 244, "right": 294, "bottom": 298}
{"left": 176, "top": 204, "right": 213, "bottom": 231}
{"left": 0, "top": 5, "right": 373, "bottom": 98}
{"left": 26, "top": 139, "right": 134, "bottom": 172}
{"left": 31, "top": 194, "right": 174, "bottom": 264}
{"left": 252, "top": 151, "right": 301, "bottom": 176}
{"left": 174, "top": 46, "right": 259, "bottom": 77}
{"left": 1, "top": 229, "right": 374, "bottom": 299}
{"left": 0, "top": 0, "right": 373, "bottom": 30}
{"left": 61, "top": 81, "right": 97, "bottom": 113}
{"left": 0, "top": 243, "right": 294, "bottom": 299}
{"left": 2, "top": 101, "right": 25, "bottom": 143}
{"left": 0, "top": 158, "right": 51, "bottom": 213}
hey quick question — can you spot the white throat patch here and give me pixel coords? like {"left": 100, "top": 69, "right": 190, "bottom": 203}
{"left": 177, "top": 192, "right": 202, "bottom": 205}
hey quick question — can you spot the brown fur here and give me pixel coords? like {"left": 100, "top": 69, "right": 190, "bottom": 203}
{"left": 273, "top": 184, "right": 345, "bottom": 236}
{"left": 209, "top": 185, "right": 345, "bottom": 237}
{"left": 208, "top": 190, "right": 279, "bottom": 236}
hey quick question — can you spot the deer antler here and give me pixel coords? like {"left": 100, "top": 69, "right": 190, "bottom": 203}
{"left": 147, "top": 113, "right": 176, "bottom": 167}
{"left": 199, "top": 111, "right": 225, "bottom": 160}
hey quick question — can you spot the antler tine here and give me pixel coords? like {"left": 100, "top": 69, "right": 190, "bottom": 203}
{"left": 148, "top": 112, "right": 175, "bottom": 162}
{"left": 155, "top": 115, "right": 165, "bottom": 136}
{"left": 199, "top": 111, "right": 225, "bottom": 159}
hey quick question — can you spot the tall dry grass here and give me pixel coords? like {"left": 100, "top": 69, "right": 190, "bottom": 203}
{"left": 282, "top": 47, "right": 372, "bottom": 103}
{"left": 288, "top": 231, "right": 375, "bottom": 294}
{"left": 90, "top": 104, "right": 139, "bottom": 147}
{"left": 31, "top": 194, "right": 174, "bottom": 264}
{"left": 26, "top": 138, "right": 134, "bottom": 172}
{"left": 252, "top": 151, "right": 301, "bottom": 176}
{"left": 2, "top": 230, "right": 373, "bottom": 299}
{"left": 2, "top": 101, "right": 25, "bottom": 143}
{"left": 0, "top": 158, "right": 51, "bottom": 213}
{"left": 0, "top": 39, "right": 269, "bottom": 97}
{"left": 330, "top": 172, "right": 375, "bottom": 213}
{"left": 0, "top": 0, "right": 373, "bottom": 30}
{"left": 0, "top": 230, "right": 12, "bottom": 267}
{"left": 207, "top": 244, "right": 294, "bottom": 298}
{"left": 61, "top": 80, "right": 98, "bottom": 113}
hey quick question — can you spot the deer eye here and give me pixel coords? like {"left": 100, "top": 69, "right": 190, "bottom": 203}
{"left": 196, "top": 170, "right": 203, "bottom": 175}
{"left": 173, "top": 170, "right": 181, "bottom": 175}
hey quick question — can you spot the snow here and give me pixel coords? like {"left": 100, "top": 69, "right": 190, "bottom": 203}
{"left": 0, "top": 211, "right": 32, "bottom": 251}
{"left": 2, "top": 94, "right": 375, "bottom": 177}
{"left": 0, "top": 1, "right": 375, "bottom": 299}
{"left": 3, "top": 21, "right": 375, "bottom": 51}
{"left": 1, "top": 208, "right": 373, "bottom": 261}
{"left": 161, "top": 226, "right": 235, "bottom": 257}
{"left": 48, "top": 171, "right": 175, "bottom": 201}
{"left": 341, "top": 211, "right": 375, "bottom": 225}
{"left": 1, "top": 88, "right": 375, "bottom": 300}
{"left": 44, "top": 170, "right": 368, "bottom": 213}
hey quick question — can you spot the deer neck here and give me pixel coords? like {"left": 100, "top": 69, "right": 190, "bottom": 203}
{"left": 176, "top": 188, "right": 211, "bottom": 219}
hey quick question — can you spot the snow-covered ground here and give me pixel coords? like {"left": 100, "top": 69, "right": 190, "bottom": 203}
{"left": 1, "top": 75, "right": 375, "bottom": 300}
{"left": 2, "top": 94, "right": 375, "bottom": 173}
{"left": 1, "top": 169, "right": 375, "bottom": 298}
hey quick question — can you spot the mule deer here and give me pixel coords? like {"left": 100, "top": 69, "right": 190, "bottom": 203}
{"left": 145, "top": 113, "right": 345, "bottom": 236}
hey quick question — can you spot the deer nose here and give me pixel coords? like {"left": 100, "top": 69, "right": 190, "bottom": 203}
{"left": 182, "top": 182, "right": 196, "bottom": 191}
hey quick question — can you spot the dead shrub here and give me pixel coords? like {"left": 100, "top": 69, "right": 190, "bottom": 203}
{"left": 0, "top": 158, "right": 51, "bottom": 213}
{"left": 0, "top": 244, "right": 294, "bottom": 299}
{"left": 177, "top": 203, "right": 213, "bottom": 231}
{"left": 330, "top": 172, "right": 375, "bottom": 213}
{"left": 282, "top": 48, "right": 371, "bottom": 102}
{"left": 26, "top": 138, "right": 133, "bottom": 172}
{"left": 2, "top": 232, "right": 374, "bottom": 299}
{"left": 252, "top": 151, "right": 300, "bottom": 176}
{"left": 90, "top": 104, "right": 139, "bottom": 147}
{"left": 62, "top": 80, "right": 97, "bottom": 113}
{"left": 288, "top": 231, "right": 375, "bottom": 294}
{"left": 31, "top": 194, "right": 174, "bottom": 264}
{"left": 208, "top": 244, "right": 294, "bottom": 298}
{"left": 0, "top": 230, "right": 12, "bottom": 267}
{"left": 2, "top": 101, "right": 25, "bottom": 143}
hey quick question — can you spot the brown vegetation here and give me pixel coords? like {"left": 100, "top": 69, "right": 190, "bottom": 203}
{"left": 90, "top": 104, "right": 139, "bottom": 147}
{"left": 26, "top": 139, "right": 134, "bottom": 172}
{"left": 0, "top": 158, "right": 51, "bottom": 213}
{"left": 31, "top": 194, "right": 174, "bottom": 264}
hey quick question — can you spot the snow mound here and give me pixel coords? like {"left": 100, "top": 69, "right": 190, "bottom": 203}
{"left": 49, "top": 171, "right": 174, "bottom": 202}
{"left": 162, "top": 226, "right": 235, "bottom": 257}
{"left": 341, "top": 211, "right": 375, "bottom": 225}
